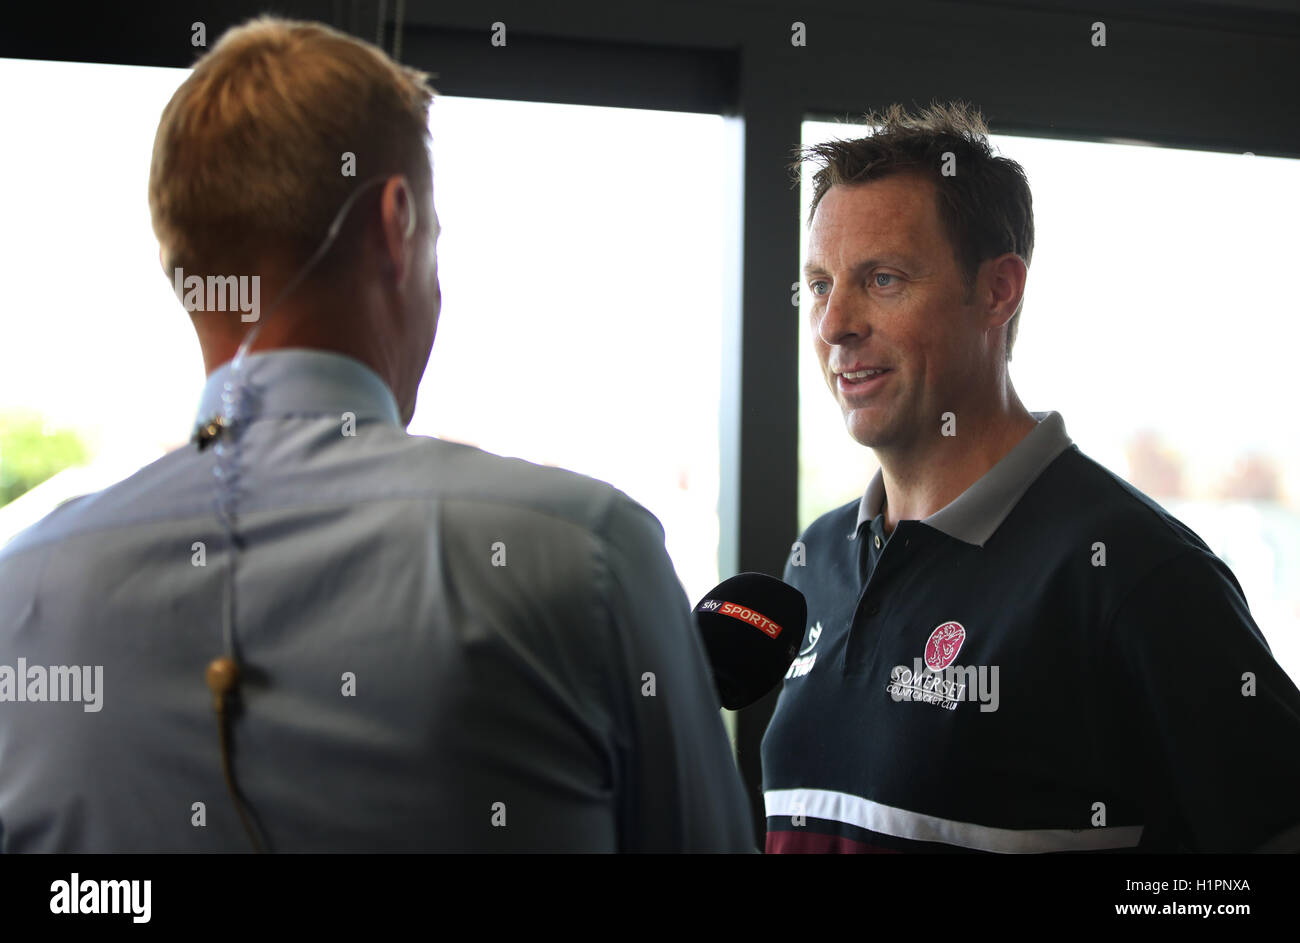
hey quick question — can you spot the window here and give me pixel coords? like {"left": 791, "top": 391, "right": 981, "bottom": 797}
{"left": 420, "top": 96, "right": 727, "bottom": 602}
{"left": 0, "top": 60, "right": 728, "bottom": 605}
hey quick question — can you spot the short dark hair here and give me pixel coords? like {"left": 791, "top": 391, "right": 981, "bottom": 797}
{"left": 797, "top": 101, "right": 1035, "bottom": 360}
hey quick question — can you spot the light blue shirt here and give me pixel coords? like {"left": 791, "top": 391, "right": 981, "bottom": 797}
{"left": 0, "top": 348, "right": 753, "bottom": 852}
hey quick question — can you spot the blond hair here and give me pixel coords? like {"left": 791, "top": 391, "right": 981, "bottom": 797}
{"left": 149, "top": 16, "right": 436, "bottom": 278}
{"left": 798, "top": 102, "right": 1034, "bottom": 360}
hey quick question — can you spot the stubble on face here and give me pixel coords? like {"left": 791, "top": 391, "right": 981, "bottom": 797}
{"left": 805, "top": 174, "right": 980, "bottom": 458}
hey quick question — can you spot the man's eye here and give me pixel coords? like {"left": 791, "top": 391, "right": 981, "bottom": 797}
{"left": 873, "top": 273, "right": 897, "bottom": 288}
{"left": 809, "top": 280, "right": 830, "bottom": 296}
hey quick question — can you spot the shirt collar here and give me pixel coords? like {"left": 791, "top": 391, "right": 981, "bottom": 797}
{"left": 852, "top": 410, "right": 1074, "bottom": 546}
{"left": 192, "top": 348, "right": 403, "bottom": 439}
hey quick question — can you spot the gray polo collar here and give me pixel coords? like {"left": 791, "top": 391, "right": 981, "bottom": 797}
{"left": 852, "top": 411, "right": 1074, "bottom": 547}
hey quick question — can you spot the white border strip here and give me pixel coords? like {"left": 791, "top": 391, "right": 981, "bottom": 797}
{"left": 765, "top": 788, "right": 1143, "bottom": 853}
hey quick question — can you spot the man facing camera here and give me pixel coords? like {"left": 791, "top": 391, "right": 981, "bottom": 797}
{"left": 0, "top": 16, "right": 753, "bottom": 852}
{"left": 762, "top": 102, "right": 1300, "bottom": 853}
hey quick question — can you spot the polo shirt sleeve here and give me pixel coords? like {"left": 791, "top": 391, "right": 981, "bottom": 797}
{"left": 1104, "top": 547, "right": 1300, "bottom": 851}
{"left": 594, "top": 494, "right": 757, "bottom": 852}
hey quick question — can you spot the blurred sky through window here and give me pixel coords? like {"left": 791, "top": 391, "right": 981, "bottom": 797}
{"left": 0, "top": 60, "right": 725, "bottom": 604}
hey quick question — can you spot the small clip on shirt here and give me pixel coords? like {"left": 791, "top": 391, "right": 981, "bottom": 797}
{"left": 195, "top": 415, "right": 228, "bottom": 452}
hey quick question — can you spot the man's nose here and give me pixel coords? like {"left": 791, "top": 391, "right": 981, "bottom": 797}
{"left": 817, "top": 286, "right": 867, "bottom": 347}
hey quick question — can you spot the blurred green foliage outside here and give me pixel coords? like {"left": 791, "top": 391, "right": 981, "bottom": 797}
{"left": 0, "top": 412, "right": 90, "bottom": 508}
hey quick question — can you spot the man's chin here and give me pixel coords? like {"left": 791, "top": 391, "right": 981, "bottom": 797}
{"left": 843, "top": 411, "right": 893, "bottom": 450}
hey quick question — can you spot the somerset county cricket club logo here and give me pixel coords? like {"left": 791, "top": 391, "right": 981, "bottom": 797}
{"left": 924, "top": 621, "right": 966, "bottom": 670}
{"left": 883, "top": 620, "right": 999, "bottom": 713}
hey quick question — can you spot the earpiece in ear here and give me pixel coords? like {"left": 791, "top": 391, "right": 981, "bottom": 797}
{"left": 406, "top": 202, "right": 417, "bottom": 239}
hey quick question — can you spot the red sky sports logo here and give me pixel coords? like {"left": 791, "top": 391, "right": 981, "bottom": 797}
{"left": 703, "top": 600, "right": 784, "bottom": 639}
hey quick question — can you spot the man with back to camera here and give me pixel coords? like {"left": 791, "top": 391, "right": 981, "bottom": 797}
{"left": 0, "top": 16, "right": 754, "bottom": 852}
{"left": 761, "top": 101, "right": 1300, "bottom": 853}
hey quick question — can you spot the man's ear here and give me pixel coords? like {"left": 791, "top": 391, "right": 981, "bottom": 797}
{"left": 984, "top": 253, "right": 1028, "bottom": 331}
{"left": 380, "top": 176, "right": 416, "bottom": 286}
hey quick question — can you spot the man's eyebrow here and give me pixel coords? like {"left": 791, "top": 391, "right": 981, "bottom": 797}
{"left": 802, "top": 256, "right": 913, "bottom": 278}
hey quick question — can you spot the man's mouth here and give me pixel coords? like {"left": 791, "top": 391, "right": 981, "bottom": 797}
{"left": 835, "top": 366, "right": 892, "bottom": 395}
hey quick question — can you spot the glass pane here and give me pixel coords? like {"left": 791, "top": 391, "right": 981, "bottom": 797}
{"left": 797, "top": 117, "right": 1300, "bottom": 683}
{"left": 419, "top": 96, "right": 726, "bottom": 602}
{"left": 0, "top": 61, "right": 727, "bottom": 605}
{"left": 0, "top": 59, "right": 200, "bottom": 539}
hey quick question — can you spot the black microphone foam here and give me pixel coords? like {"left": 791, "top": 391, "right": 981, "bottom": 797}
{"left": 692, "top": 572, "right": 807, "bottom": 710}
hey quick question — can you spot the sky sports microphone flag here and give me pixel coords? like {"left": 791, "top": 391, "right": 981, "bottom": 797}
{"left": 693, "top": 573, "right": 807, "bottom": 710}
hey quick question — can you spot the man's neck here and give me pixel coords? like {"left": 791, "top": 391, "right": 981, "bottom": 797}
{"left": 878, "top": 401, "right": 1038, "bottom": 535}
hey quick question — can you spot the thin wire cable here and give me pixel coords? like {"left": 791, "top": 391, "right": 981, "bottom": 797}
{"left": 203, "top": 173, "right": 396, "bottom": 851}
{"left": 214, "top": 692, "right": 266, "bottom": 853}
{"left": 215, "top": 174, "right": 390, "bottom": 649}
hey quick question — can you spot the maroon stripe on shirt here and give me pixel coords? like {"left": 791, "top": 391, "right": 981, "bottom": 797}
{"left": 766, "top": 830, "right": 902, "bottom": 853}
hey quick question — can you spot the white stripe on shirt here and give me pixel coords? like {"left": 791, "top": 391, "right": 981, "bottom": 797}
{"left": 765, "top": 787, "right": 1143, "bottom": 853}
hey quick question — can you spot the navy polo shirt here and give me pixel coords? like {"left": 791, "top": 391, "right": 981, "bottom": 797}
{"left": 762, "top": 411, "right": 1300, "bottom": 853}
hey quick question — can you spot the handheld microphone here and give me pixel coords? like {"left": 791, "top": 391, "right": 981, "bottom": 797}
{"left": 692, "top": 573, "right": 807, "bottom": 710}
